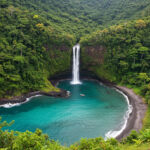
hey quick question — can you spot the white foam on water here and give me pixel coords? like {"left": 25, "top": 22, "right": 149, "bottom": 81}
{"left": 0, "top": 103, "right": 21, "bottom": 108}
{"left": 0, "top": 95, "right": 42, "bottom": 108}
{"left": 105, "top": 88, "right": 133, "bottom": 139}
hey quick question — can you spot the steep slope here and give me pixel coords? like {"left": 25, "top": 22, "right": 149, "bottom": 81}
{"left": 0, "top": 0, "right": 150, "bottom": 102}
{"left": 1, "top": 0, "right": 150, "bottom": 106}
{"left": 4, "top": 0, "right": 150, "bottom": 38}
{"left": 80, "top": 17, "right": 150, "bottom": 102}
{"left": 0, "top": 4, "right": 75, "bottom": 98}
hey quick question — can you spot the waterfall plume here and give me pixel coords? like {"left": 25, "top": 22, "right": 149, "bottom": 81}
{"left": 71, "top": 44, "right": 81, "bottom": 84}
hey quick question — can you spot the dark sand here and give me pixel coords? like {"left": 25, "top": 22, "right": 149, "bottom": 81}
{"left": 80, "top": 76, "right": 147, "bottom": 140}
{"left": 115, "top": 86, "right": 147, "bottom": 140}
{"left": 0, "top": 90, "right": 68, "bottom": 105}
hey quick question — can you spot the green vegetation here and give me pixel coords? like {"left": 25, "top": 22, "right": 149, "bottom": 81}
{"left": 1, "top": 0, "right": 150, "bottom": 99}
{"left": 79, "top": 16, "right": 150, "bottom": 150}
{"left": 80, "top": 17, "right": 150, "bottom": 103}
{"left": 0, "top": 4, "right": 75, "bottom": 98}
{"left": 0, "top": 117, "right": 150, "bottom": 150}
{"left": 2, "top": 0, "right": 150, "bottom": 38}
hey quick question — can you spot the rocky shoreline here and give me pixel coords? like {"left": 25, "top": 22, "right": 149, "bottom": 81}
{"left": 0, "top": 89, "right": 68, "bottom": 105}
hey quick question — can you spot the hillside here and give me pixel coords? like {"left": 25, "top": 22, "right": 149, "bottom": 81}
{"left": 0, "top": 4, "right": 75, "bottom": 98}
{"left": 80, "top": 17, "right": 150, "bottom": 102}
{"left": 3, "top": 0, "right": 150, "bottom": 38}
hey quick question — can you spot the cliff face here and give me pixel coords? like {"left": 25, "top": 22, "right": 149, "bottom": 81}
{"left": 80, "top": 44, "right": 116, "bottom": 82}
{"left": 80, "top": 45, "right": 107, "bottom": 74}
{"left": 45, "top": 45, "right": 72, "bottom": 78}
{"left": 81, "top": 45, "right": 106, "bottom": 66}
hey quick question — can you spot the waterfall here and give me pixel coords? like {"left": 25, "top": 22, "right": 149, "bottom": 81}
{"left": 71, "top": 44, "right": 81, "bottom": 84}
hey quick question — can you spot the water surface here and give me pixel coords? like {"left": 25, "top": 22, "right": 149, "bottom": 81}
{"left": 0, "top": 80, "right": 128, "bottom": 145}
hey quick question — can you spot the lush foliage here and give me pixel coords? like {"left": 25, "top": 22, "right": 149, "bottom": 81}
{"left": 1, "top": 0, "right": 150, "bottom": 98}
{"left": 80, "top": 17, "right": 150, "bottom": 149}
{"left": 0, "top": 117, "right": 150, "bottom": 150}
{"left": 80, "top": 17, "right": 150, "bottom": 103}
{"left": 3, "top": 0, "right": 150, "bottom": 38}
{"left": 0, "top": 4, "right": 75, "bottom": 98}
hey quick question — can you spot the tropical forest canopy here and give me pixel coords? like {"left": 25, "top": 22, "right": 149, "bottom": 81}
{"left": 0, "top": 0, "right": 76, "bottom": 98}
{"left": 2, "top": 0, "right": 150, "bottom": 38}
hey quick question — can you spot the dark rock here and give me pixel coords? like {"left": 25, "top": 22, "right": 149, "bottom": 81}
{"left": 0, "top": 89, "right": 68, "bottom": 105}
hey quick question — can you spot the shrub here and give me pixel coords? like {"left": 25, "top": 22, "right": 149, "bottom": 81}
{"left": 124, "top": 130, "right": 139, "bottom": 144}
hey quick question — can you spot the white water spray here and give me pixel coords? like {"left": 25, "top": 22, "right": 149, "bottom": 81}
{"left": 71, "top": 44, "right": 81, "bottom": 84}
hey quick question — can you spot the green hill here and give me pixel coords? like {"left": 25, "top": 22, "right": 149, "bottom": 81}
{"left": 0, "top": 4, "right": 75, "bottom": 98}
{"left": 2, "top": 0, "right": 150, "bottom": 38}
{"left": 80, "top": 16, "right": 150, "bottom": 102}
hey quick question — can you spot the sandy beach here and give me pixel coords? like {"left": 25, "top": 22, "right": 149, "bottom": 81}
{"left": 115, "top": 86, "right": 147, "bottom": 140}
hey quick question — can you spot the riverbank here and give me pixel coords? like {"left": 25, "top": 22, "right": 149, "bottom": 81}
{"left": 0, "top": 89, "right": 69, "bottom": 106}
